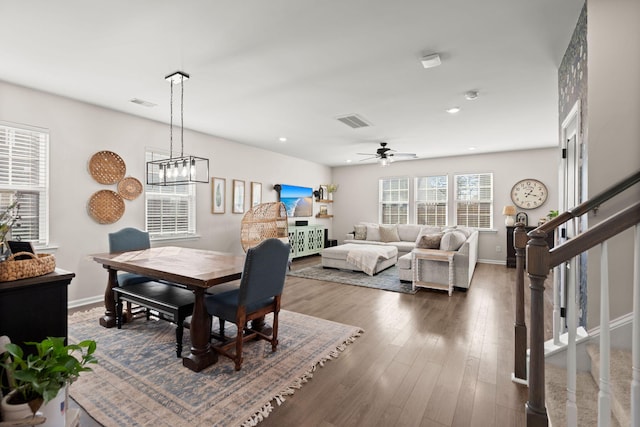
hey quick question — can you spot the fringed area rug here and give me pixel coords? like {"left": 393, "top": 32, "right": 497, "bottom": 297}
{"left": 68, "top": 308, "right": 363, "bottom": 426}
{"left": 288, "top": 264, "right": 416, "bottom": 294}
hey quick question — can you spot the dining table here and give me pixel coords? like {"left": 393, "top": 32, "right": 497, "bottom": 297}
{"left": 92, "top": 246, "right": 245, "bottom": 372}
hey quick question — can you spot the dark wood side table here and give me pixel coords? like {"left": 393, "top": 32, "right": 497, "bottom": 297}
{"left": 0, "top": 269, "right": 75, "bottom": 352}
{"left": 506, "top": 226, "right": 555, "bottom": 268}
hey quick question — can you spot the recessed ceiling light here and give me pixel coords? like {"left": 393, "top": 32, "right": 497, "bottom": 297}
{"left": 465, "top": 90, "right": 479, "bottom": 100}
{"left": 468, "top": 146, "right": 477, "bottom": 151}
{"left": 446, "top": 107, "right": 461, "bottom": 114}
{"left": 278, "top": 137, "right": 287, "bottom": 142}
{"left": 346, "top": 159, "right": 352, "bottom": 163}
{"left": 130, "top": 98, "right": 157, "bottom": 108}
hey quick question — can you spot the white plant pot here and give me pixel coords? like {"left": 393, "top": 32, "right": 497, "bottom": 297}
{"left": 1, "top": 386, "right": 67, "bottom": 427}
{"left": 40, "top": 386, "right": 67, "bottom": 427}
{"left": 1, "top": 390, "right": 37, "bottom": 422}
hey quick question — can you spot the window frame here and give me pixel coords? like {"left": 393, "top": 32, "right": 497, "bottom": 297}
{"left": 0, "top": 121, "right": 50, "bottom": 247}
{"left": 378, "top": 177, "right": 409, "bottom": 224}
{"left": 415, "top": 175, "right": 448, "bottom": 226}
{"left": 144, "top": 150, "right": 197, "bottom": 240}
{"left": 453, "top": 172, "right": 493, "bottom": 230}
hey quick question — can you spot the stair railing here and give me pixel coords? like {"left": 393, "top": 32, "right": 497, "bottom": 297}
{"left": 512, "top": 170, "right": 640, "bottom": 386}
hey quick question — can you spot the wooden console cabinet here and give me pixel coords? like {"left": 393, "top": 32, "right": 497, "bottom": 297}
{"left": 288, "top": 225, "right": 324, "bottom": 258}
{"left": 0, "top": 269, "right": 75, "bottom": 351}
{"left": 506, "top": 226, "right": 554, "bottom": 268}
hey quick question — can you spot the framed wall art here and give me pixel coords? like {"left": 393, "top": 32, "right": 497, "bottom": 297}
{"left": 232, "top": 179, "right": 245, "bottom": 214}
{"left": 211, "top": 177, "right": 226, "bottom": 214}
{"left": 251, "top": 182, "right": 262, "bottom": 208}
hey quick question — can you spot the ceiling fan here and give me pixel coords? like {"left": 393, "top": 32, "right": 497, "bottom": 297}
{"left": 357, "top": 142, "right": 417, "bottom": 166}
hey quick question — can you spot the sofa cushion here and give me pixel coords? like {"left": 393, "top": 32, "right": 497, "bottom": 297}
{"left": 392, "top": 241, "right": 416, "bottom": 254}
{"left": 397, "top": 224, "right": 425, "bottom": 242}
{"left": 415, "top": 232, "right": 443, "bottom": 249}
{"left": 440, "top": 230, "right": 467, "bottom": 251}
{"left": 379, "top": 224, "right": 400, "bottom": 242}
{"left": 365, "top": 224, "right": 381, "bottom": 241}
{"left": 353, "top": 224, "right": 367, "bottom": 240}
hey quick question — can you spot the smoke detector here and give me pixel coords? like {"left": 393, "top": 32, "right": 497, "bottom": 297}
{"left": 420, "top": 53, "right": 441, "bottom": 69}
{"left": 465, "top": 90, "right": 479, "bottom": 100}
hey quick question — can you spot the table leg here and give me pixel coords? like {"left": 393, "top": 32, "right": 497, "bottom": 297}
{"left": 183, "top": 288, "right": 218, "bottom": 372}
{"left": 447, "top": 254, "right": 454, "bottom": 297}
{"left": 99, "top": 267, "right": 118, "bottom": 328}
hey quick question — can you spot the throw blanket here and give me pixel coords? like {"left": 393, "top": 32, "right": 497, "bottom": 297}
{"left": 346, "top": 246, "right": 394, "bottom": 276}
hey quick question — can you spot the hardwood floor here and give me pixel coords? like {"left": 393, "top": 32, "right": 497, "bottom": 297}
{"left": 70, "top": 256, "right": 553, "bottom": 426}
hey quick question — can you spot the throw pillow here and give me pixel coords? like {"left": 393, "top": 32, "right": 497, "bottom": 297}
{"left": 354, "top": 224, "right": 367, "bottom": 240}
{"left": 379, "top": 224, "right": 400, "bottom": 243}
{"left": 415, "top": 232, "right": 443, "bottom": 249}
{"left": 365, "top": 224, "right": 381, "bottom": 241}
{"left": 440, "top": 230, "right": 467, "bottom": 251}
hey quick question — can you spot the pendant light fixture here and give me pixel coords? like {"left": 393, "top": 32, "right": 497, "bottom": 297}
{"left": 146, "top": 71, "right": 209, "bottom": 186}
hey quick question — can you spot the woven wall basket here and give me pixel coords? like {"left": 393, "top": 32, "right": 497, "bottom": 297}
{"left": 0, "top": 252, "right": 56, "bottom": 282}
{"left": 89, "top": 151, "right": 126, "bottom": 185}
{"left": 117, "top": 176, "right": 143, "bottom": 200}
{"left": 88, "top": 190, "right": 125, "bottom": 224}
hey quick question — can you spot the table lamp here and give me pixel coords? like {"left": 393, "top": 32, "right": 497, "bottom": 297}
{"left": 502, "top": 205, "right": 517, "bottom": 226}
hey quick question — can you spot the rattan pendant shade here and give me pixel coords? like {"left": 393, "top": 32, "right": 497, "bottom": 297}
{"left": 240, "top": 202, "right": 289, "bottom": 252}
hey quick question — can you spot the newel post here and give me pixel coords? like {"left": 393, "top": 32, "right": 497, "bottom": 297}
{"left": 526, "top": 229, "right": 550, "bottom": 427}
{"left": 513, "top": 222, "right": 528, "bottom": 384}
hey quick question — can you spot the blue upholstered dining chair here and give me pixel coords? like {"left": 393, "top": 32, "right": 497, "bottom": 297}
{"left": 109, "top": 227, "right": 195, "bottom": 358}
{"left": 205, "top": 238, "right": 290, "bottom": 371}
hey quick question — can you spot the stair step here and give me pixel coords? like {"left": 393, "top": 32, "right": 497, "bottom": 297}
{"left": 545, "top": 363, "right": 621, "bottom": 427}
{"left": 586, "top": 343, "right": 631, "bottom": 427}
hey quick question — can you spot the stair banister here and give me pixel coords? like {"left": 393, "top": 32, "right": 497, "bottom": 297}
{"left": 598, "top": 241, "right": 612, "bottom": 427}
{"left": 512, "top": 223, "right": 528, "bottom": 384}
{"left": 632, "top": 224, "right": 639, "bottom": 427}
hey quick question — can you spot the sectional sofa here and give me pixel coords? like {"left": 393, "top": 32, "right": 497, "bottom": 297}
{"left": 344, "top": 223, "right": 479, "bottom": 289}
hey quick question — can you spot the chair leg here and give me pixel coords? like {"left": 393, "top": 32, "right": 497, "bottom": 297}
{"left": 219, "top": 318, "right": 226, "bottom": 338}
{"left": 175, "top": 316, "right": 184, "bottom": 358}
{"left": 125, "top": 301, "right": 133, "bottom": 322}
{"left": 271, "top": 310, "right": 279, "bottom": 352}
{"left": 116, "top": 296, "right": 123, "bottom": 329}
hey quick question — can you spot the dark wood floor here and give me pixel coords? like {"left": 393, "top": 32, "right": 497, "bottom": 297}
{"left": 70, "top": 256, "right": 553, "bottom": 427}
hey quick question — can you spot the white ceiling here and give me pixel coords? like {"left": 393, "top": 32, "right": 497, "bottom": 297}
{"left": 0, "top": 0, "right": 584, "bottom": 166}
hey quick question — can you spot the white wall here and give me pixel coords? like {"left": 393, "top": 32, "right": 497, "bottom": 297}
{"left": 0, "top": 81, "right": 331, "bottom": 305}
{"left": 331, "top": 147, "right": 558, "bottom": 263}
{"left": 585, "top": 0, "right": 640, "bottom": 326}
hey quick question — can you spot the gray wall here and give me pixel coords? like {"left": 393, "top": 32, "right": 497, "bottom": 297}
{"left": 585, "top": 0, "right": 640, "bottom": 327}
{"left": 0, "top": 80, "right": 332, "bottom": 305}
{"left": 330, "top": 147, "right": 559, "bottom": 263}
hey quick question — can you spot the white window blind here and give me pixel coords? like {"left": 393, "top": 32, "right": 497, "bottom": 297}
{"left": 145, "top": 151, "right": 196, "bottom": 239}
{"left": 379, "top": 177, "right": 409, "bottom": 224}
{"left": 415, "top": 175, "right": 448, "bottom": 226}
{"left": 0, "top": 122, "right": 49, "bottom": 246}
{"left": 454, "top": 173, "right": 493, "bottom": 229}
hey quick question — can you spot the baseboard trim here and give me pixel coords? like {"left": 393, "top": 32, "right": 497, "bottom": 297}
{"left": 68, "top": 295, "right": 103, "bottom": 309}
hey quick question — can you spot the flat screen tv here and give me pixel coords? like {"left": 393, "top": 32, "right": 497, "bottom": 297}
{"left": 276, "top": 184, "right": 313, "bottom": 217}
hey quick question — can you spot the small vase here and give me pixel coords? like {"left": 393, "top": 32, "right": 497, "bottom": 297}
{"left": 328, "top": 193, "right": 333, "bottom": 201}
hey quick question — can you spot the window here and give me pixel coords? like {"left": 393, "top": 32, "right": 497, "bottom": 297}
{"left": 0, "top": 122, "right": 49, "bottom": 246}
{"left": 415, "top": 175, "right": 447, "bottom": 226}
{"left": 145, "top": 151, "right": 196, "bottom": 239}
{"left": 454, "top": 173, "right": 493, "bottom": 229}
{"left": 379, "top": 177, "right": 409, "bottom": 224}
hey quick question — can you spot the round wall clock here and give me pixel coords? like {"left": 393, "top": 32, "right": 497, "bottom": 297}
{"left": 511, "top": 179, "right": 548, "bottom": 209}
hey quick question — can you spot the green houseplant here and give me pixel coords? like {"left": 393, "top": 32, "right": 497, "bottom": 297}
{"left": 1, "top": 337, "right": 97, "bottom": 415}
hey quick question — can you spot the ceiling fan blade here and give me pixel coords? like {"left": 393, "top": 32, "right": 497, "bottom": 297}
{"left": 359, "top": 156, "right": 377, "bottom": 161}
{"left": 356, "top": 152, "right": 376, "bottom": 156}
{"left": 389, "top": 152, "right": 417, "bottom": 159}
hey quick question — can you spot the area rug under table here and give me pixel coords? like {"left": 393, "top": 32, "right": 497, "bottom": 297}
{"left": 288, "top": 264, "right": 416, "bottom": 294}
{"left": 68, "top": 308, "right": 362, "bottom": 427}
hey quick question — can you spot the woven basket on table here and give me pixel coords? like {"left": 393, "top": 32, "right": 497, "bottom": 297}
{"left": 0, "top": 252, "right": 56, "bottom": 282}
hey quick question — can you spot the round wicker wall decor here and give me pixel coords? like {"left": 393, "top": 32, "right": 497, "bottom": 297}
{"left": 117, "top": 176, "right": 143, "bottom": 200}
{"left": 88, "top": 190, "right": 125, "bottom": 224}
{"left": 89, "top": 151, "right": 126, "bottom": 184}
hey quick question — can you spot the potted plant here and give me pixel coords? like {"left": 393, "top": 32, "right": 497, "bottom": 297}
{"left": 326, "top": 184, "right": 338, "bottom": 200}
{"left": 1, "top": 337, "right": 97, "bottom": 423}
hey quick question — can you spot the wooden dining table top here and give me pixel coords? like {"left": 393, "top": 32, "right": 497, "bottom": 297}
{"left": 92, "top": 246, "right": 245, "bottom": 289}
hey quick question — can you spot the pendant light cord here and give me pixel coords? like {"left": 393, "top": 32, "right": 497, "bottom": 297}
{"left": 169, "top": 81, "right": 174, "bottom": 161}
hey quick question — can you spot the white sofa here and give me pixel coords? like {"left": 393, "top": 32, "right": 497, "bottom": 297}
{"left": 344, "top": 223, "right": 479, "bottom": 290}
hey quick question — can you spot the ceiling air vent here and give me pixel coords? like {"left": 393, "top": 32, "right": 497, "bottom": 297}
{"left": 336, "top": 114, "right": 371, "bottom": 129}
{"left": 130, "top": 98, "right": 157, "bottom": 108}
